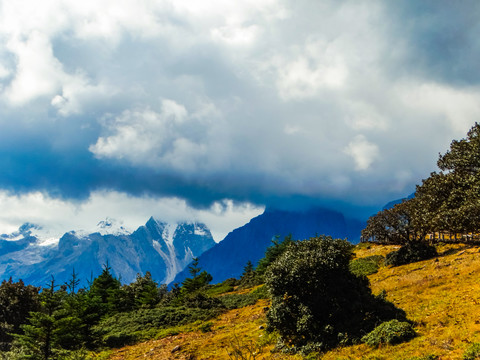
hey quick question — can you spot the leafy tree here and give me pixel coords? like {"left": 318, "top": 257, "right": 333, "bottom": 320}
{"left": 361, "top": 200, "right": 415, "bottom": 243}
{"left": 265, "top": 236, "right": 406, "bottom": 352}
{"left": 0, "top": 278, "right": 40, "bottom": 350}
{"left": 362, "top": 123, "right": 480, "bottom": 243}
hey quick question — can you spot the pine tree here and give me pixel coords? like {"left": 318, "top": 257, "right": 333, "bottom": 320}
{"left": 0, "top": 278, "right": 40, "bottom": 350}
{"left": 15, "top": 277, "right": 68, "bottom": 359}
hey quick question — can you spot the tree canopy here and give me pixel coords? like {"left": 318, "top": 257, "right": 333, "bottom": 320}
{"left": 362, "top": 123, "right": 480, "bottom": 243}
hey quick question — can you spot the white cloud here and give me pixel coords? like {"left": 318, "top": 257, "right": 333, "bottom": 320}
{"left": 90, "top": 99, "right": 215, "bottom": 170}
{"left": 5, "top": 32, "right": 63, "bottom": 104}
{"left": 344, "top": 135, "right": 379, "bottom": 171}
{"left": 398, "top": 81, "right": 480, "bottom": 134}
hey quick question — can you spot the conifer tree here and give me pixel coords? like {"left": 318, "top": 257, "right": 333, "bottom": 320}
{"left": 0, "top": 278, "right": 40, "bottom": 350}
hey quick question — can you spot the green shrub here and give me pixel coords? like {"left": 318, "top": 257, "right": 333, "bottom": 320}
{"left": 265, "top": 236, "right": 407, "bottom": 352}
{"left": 464, "top": 342, "right": 480, "bottom": 360}
{"left": 220, "top": 286, "right": 267, "bottom": 310}
{"left": 385, "top": 241, "right": 437, "bottom": 266}
{"left": 93, "top": 306, "right": 222, "bottom": 347}
{"left": 250, "top": 285, "right": 268, "bottom": 299}
{"left": 199, "top": 321, "right": 213, "bottom": 333}
{"left": 205, "top": 279, "right": 237, "bottom": 296}
{"left": 408, "top": 355, "right": 438, "bottom": 360}
{"left": 349, "top": 255, "right": 385, "bottom": 277}
{"left": 182, "top": 292, "right": 224, "bottom": 309}
{"left": 361, "top": 319, "right": 416, "bottom": 347}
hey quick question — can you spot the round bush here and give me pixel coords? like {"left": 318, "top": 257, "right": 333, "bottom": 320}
{"left": 265, "top": 236, "right": 406, "bottom": 352}
{"left": 361, "top": 319, "right": 416, "bottom": 347}
{"left": 385, "top": 241, "right": 437, "bottom": 267}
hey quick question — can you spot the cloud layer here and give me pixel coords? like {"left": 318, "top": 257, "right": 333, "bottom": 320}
{"left": 0, "top": 0, "right": 479, "bottom": 229}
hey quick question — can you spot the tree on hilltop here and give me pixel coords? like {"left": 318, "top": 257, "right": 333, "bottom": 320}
{"left": 362, "top": 122, "right": 480, "bottom": 243}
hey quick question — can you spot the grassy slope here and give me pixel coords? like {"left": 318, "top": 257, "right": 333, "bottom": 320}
{"left": 103, "top": 244, "right": 480, "bottom": 360}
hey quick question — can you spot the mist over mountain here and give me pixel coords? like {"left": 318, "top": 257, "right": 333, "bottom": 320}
{"left": 172, "top": 207, "right": 365, "bottom": 285}
{"left": 0, "top": 217, "right": 215, "bottom": 287}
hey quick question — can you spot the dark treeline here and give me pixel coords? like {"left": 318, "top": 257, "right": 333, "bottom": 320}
{"left": 362, "top": 123, "right": 480, "bottom": 244}
{"left": 0, "top": 266, "right": 167, "bottom": 358}
{"left": 0, "top": 251, "right": 269, "bottom": 359}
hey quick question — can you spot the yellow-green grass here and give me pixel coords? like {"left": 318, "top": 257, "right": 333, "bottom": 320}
{"left": 104, "top": 243, "right": 480, "bottom": 359}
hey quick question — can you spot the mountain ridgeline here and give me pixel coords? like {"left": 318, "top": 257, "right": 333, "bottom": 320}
{"left": 173, "top": 207, "right": 364, "bottom": 285}
{"left": 0, "top": 217, "right": 215, "bottom": 287}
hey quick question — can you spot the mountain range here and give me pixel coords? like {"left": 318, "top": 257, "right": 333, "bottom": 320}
{"left": 0, "top": 217, "right": 215, "bottom": 287}
{"left": 0, "top": 207, "right": 365, "bottom": 288}
{"left": 173, "top": 207, "right": 364, "bottom": 284}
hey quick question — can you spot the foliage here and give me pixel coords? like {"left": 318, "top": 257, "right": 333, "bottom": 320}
{"left": 181, "top": 258, "right": 213, "bottom": 294}
{"left": 237, "top": 261, "right": 261, "bottom": 289}
{"left": 15, "top": 277, "right": 80, "bottom": 359}
{"left": 88, "top": 264, "right": 122, "bottom": 316}
{"left": 265, "top": 236, "right": 407, "bottom": 352}
{"left": 385, "top": 241, "right": 437, "bottom": 267}
{"left": 362, "top": 123, "right": 480, "bottom": 244}
{"left": 204, "top": 278, "right": 237, "bottom": 297}
{"left": 199, "top": 321, "right": 213, "bottom": 333}
{"left": 93, "top": 306, "right": 222, "bottom": 347}
{"left": 349, "top": 255, "right": 385, "bottom": 277}
{"left": 464, "top": 342, "right": 480, "bottom": 360}
{"left": 255, "top": 235, "right": 295, "bottom": 277}
{"left": 182, "top": 292, "right": 224, "bottom": 309}
{"left": 361, "top": 319, "right": 416, "bottom": 347}
{"left": 0, "top": 278, "right": 40, "bottom": 351}
{"left": 220, "top": 286, "right": 267, "bottom": 310}
{"left": 120, "top": 272, "right": 161, "bottom": 310}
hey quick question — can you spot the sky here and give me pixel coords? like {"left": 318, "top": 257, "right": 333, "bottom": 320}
{"left": 0, "top": 1, "right": 479, "bottom": 241}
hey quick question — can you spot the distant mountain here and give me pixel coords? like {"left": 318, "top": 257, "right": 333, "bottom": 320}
{"left": 382, "top": 193, "right": 415, "bottom": 210}
{"left": 0, "top": 217, "right": 215, "bottom": 287}
{"left": 172, "top": 207, "right": 365, "bottom": 285}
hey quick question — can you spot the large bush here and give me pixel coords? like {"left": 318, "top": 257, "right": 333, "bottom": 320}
{"left": 385, "top": 241, "right": 437, "bottom": 267}
{"left": 265, "top": 236, "right": 406, "bottom": 352}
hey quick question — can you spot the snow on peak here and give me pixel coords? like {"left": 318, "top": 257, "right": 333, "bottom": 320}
{"left": 96, "top": 217, "right": 131, "bottom": 236}
{"left": 194, "top": 223, "right": 208, "bottom": 236}
{"left": 162, "top": 223, "right": 177, "bottom": 245}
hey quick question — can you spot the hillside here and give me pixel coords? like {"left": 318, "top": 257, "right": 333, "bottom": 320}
{"left": 104, "top": 243, "right": 480, "bottom": 360}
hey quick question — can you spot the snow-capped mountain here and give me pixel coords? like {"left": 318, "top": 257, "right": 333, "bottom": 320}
{"left": 0, "top": 217, "right": 215, "bottom": 287}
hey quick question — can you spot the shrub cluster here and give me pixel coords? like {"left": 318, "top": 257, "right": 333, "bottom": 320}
{"left": 220, "top": 285, "right": 268, "bottom": 310}
{"left": 385, "top": 241, "right": 437, "bottom": 267}
{"left": 361, "top": 319, "right": 416, "bottom": 347}
{"left": 94, "top": 306, "right": 223, "bottom": 347}
{"left": 349, "top": 255, "right": 385, "bottom": 277}
{"left": 265, "top": 236, "right": 407, "bottom": 353}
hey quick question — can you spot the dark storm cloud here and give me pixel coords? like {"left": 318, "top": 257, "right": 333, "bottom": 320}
{"left": 0, "top": 0, "right": 479, "bottom": 219}
{"left": 386, "top": 2, "right": 480, "bottom": 85}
